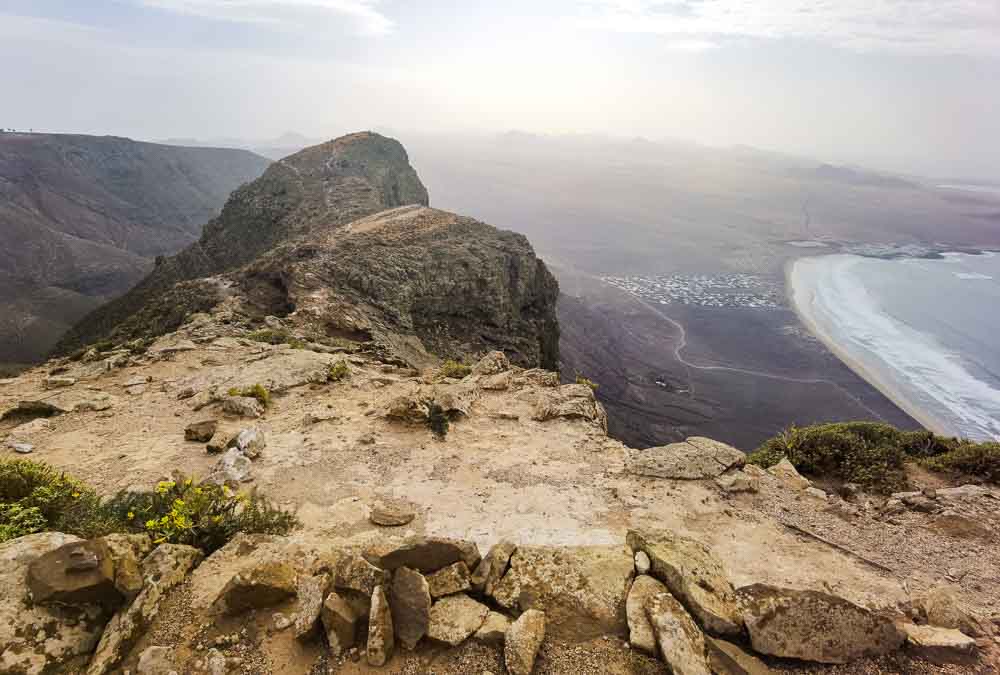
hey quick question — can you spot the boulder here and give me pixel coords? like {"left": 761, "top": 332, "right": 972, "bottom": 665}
{"left": 364, "top": 536, "right": 480, "bottom": 573}
{"left": 369, "top": 497, "right": 417, "bottom": 527}
{"left": 899, "top": 623, "right": 977, "bottom": 664}
{"left": 491, "top": 545, "right": 633, "bottom": 640}
{"left": 389, "top": 566, "right": 431, "bottom": 650}
{"left": 0, "top": 532, "right": 108, "bottom": 675}
{"left": 917, "top": 585, "right": 984, "bottom": 637}
{"left": 205, "top": 448, "right": 253, "bottom": 485}
{"left": 98, "top": 533, "right": 154, "bottom": 600}
{"left": 471, "top": 351, "right": 510, "bottom": 376}
{"left": 766, "top": 458, "right": 810, "bottom": 490}
{"left": 293, "top": 573, "right": 330, "bottom": 641}
{"left": 185, "top": 420, "right": 218, "bottom": 442}
{"left": 427, "top": 594, "right": 491, "bottom": 646}
{"left": 626, "top": 575, "right": 669, "bottom": 655}
{"left": 480, "top": 371, "right": 513, "bottom": 390}
{"left": 426, "top": 561, "right": 471, "bottom": 598}
{"left": 43, "top": 376, "right": 77, "bottom": 389}
{"left": 222, "top": 396, "right": 263, "bottom": 418}
{"left": 214, "top": 560, "right": 297, "bottom": 614}
{"left": 504, "top": 609, "right": 546, "bottom": 675}
{"left": 205, "top": 427, "right": 237, "bottom": 454}
{"left": 715, "top": 471, "right": 760, "bottom": 494}
{"left": 234, "top": 427, "right": 266, "bottom": 458}
{"left": 531, "top": 383, "right": 607, "bottom": 431}
{"left": 627, "top": 437, "right": 746, "bottom": 480}
{"left": 334, "top": 555, "right": 389, "bottom": 597}
{"left": 28, "top": 539, "right": 128, "bottom": 609}
{"left": 470, "top": 539, "right": 516, "bottom": 595}
{"left": 87, "top": 544, "right": 203, "bottom": 675}
{"left": 367, "top": 585, "right": 394, "bottom": 666}
{"left": 705, "top": 636, "right": 775, "bottom": 675}
{"left": 136, "top": 646, "right": 179, "bottom": 675}
{"left": 737, "top": 584, "right": 905, "bottom": 664}
{"left": 626, "top": 530, "right": 742, "bottom": 637}
{"left": 645, "top": 592, "right": 711, "bottom": 675}
{"left": 474, "top": 611, "right": 511, "bottom": 645}
{"left": 321, "top": 591, "right": 359, "bottom": 656}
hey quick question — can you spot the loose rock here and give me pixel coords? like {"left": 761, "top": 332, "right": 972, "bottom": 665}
{"left": 214, "top": 560, "right": 297, "bottom": 614}
{"left": 627, "top": 575, "right": 669, "bottom": 655}
{"left": 185, "top": 420, "right": 218, "bottom": 442}
{"left": 645, "top": 591, "right": 711, "bottom": 675}
{"left": 293, "top": 573, "right": 330, "bottom": 641}
{"left": 335, "top": 555, "right": 389, "bottom": 597}
{"left": 474, "top": 611, "right": 510, "bottom": 645}
{"left": 427, "top": 594, "right": 491, "bottom": 646}
{"left": 322, "top": 591, "right": 359, "bottom": 656}
{"left": 389, "top": 566, "right": 431, "bottom": 650}
{"left": 766, "top": 458, "right": 810, "bottom": 490}
{"left": 426, "top": 561, "right": 471, "bottom": 598}
{"left": 222, "top": 395, "right": 263, "bottom": 418}
{"left": 234, "top": 427, "right": 266, "bottom": 458}
{"left": 367, "top": 585, "right": 394, "bottom": 666}
{"left": 504, "top": 609, "right": 546, "bottom": 675}
{"left": 706, "top": 636, "right": 775, "bottom": 675}
{"left": 900, "top": 622, "right": 977, "bottom": 664}
{"left": 364, "top": 536, "right": 480, "bottom": 573}
{"left": 471, "top": 540, "right": 515, "bottom": 595}
{"left": 369, "top": 497, "right": 417, "bottom": 527}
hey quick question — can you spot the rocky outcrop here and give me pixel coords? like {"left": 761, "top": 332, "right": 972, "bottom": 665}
{"left": 57, "top": 134, "right": 559, "bottom": 371}
{"left": 737, "top": 584, "right": 905, "bottom": 663}
{"left": 626, "top": 437, "right": 746, "bottom": 480}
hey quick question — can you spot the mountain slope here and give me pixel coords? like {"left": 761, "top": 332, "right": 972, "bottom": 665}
{"left": 0, "top": 133, "right": 271, "bottom": 370}
{"left": 57, "top": 133, "right": 558, "bottom": 369}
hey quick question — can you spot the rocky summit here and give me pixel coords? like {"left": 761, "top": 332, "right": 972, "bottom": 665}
{"left": 1, "top": 133, "right": 999, "bottom": 674}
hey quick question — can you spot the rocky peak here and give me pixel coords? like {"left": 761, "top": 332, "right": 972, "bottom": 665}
{"left": 53, "top": 133, "right": 561, "bottom": 369}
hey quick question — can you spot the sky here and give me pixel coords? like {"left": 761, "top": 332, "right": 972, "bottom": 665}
{"left": 1, "top": 1, "right": 999, "bottom": 179}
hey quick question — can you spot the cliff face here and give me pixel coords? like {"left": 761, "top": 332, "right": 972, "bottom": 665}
{"left": 0, "top": 133, "right": 270, "bottom": 370}
{"left": 57, "top": 133, "right": 559, "bottom": 369}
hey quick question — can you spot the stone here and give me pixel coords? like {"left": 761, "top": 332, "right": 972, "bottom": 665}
{"left": 899, "top": 623, "right": 977, "bottom": 664}
{"left": 504, "top": 609, "right": 546, "bottom": 675}
{"left": 185, "top": 420, "right": 218, "bottom": 442}
{"left": 389, "top": 566, "right": 431, "bottom": 650}
{"left": 214, "top": 560, "right": 297, "bottom": 614}
{"left": 206, "top": 448, "right": 253, "bottom": 485}
{"left": 474, "top": 611, "right": 511, "bottom": 645}
{"left": 634, "top": 551, "right": 651, "bottom": 575}
{"left": 234, "top": 427, "right": 266, "bottom": 458}
{"left": 293, "top": 573, "right": 330, "bottom": 641}
{"left": 715, "top": 471, "right": 760, "bottom": 494}
{"left": 10, "top": 417, "right": 51, "bottom": 437}
{"left": 136, "top": 646, "right": 179, "bottom": 675}
{"left": 205, "top": 427, "right": 237, "bottom": 454}
{"left": 427, "top": 594, "right": 491, "bottom": 646}
{"left": 334, "top": 555, "right": 389, "bottom": 597}
{"left": 153, "top": 339, "right": 198, "bottom": 354}
{"left": 0, "top": 532, "right": 108, "bottom": 675}
{"left": 627, "top": 530, "right": 742, "bottom": 637}
{"left": 87, "top": 544, "right": 203, "bottom": 675}
{"left": 322, "top": 590, "right": 359, "bottom": 656}
{"left": 627, "top": 437, "right": 746, "bottom": 480}
{"left": 706, "top": 636, "right": 774, "bottom": 675}
{"left": 8, "top": 440, "right": 33, "bottom": 453}
{"left": 480, "top": 371, "right": 513, "bottom": 390}
{"left": 918, "top": 585, "right": 984, "bottom": 637}
{"left": 273, "top": 612, "right": 292, "bottom": 630}
{"left": 627, "top": 575, "right": 669, "bottom": 655}
{"left": 766, "top": 458, "right": 810, "bottom": 490}
{"left": 471, "top": 351, "right": 510, "bottom": 376}
{"left": 426, "top": 561, "right": 471, "bottom": 598}
{"left": 367, "top": 585, "right": 394, "bottom": 666}
{"left": 471, "top": 540, "right": 516, "bottom": 596}
{"left": 737, "top": 584, "right": 905, "bottom": 664}
{"left": 491, "top": 545, "right": 633, "bottom": 640}
{"left": 805, "top": 487, "right": 828, "bottom": 500}
{"left": 645, "top": 592, "right": 711, "bottom": 675}
{"left": 98, "top": 533, "right": 154, "bottom": 601}
{"left": 364, "top": 536, "right": 481, "bottom": 573}
{"left": 531, "top": 383, "right": 607, "bottom": 431}
{"left": 28, "top": 539, "right": 127, "bottom": 609}
{"left": 44, "top": 375, "right": 77, "bottom": 389}
{"left": 369, "top": 497, "right": 417, "bottom": 526}
{"left": 222, "top": 395, "right": 263, "bottom": 418}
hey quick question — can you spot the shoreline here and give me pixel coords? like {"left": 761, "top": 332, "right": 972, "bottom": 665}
{"left": 783, "top": 256, "right": 958, "bottom": 437}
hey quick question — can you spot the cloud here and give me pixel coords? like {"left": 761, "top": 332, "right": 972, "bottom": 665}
{"left": 137, "top": 0, "right": 393, "bottom": 35}
{"left": 577, "top": 0, "right": 1000, "bottom": 55}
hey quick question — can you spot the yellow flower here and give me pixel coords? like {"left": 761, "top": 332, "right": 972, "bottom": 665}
{"left": 71, "top": 491, "right": 80, "bottom": 498}
{"left": 127, "top": 511, "right": 135, "bottom": 519}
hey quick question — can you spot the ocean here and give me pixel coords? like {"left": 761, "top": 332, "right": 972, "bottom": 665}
{"left": 789, "top": 252, "right": 1000, "bottom": 441}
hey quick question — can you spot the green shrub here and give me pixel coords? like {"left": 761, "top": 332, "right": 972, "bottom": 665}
{"left": 438, "top": 360, "right": 472, "bottom": 380}
{"left": 328, "top": 361, "right": 350, "bottom": 382}
{"left": 0, "top": 459, "right": 298, "bottom": 552}
{"left": 749, "top": 422, "right": 1000, "bottom": 492}
{"left": 248, "top": 328, "right": 307, "bottom": 349}
{"left": 227, "top": 383, "right": 271, "bottom": 408}
{"left": 575, "top": 373, "right": 599, "bottom": 391}
{"left": 426, "top": 402, "right": 449, "bottom": 438}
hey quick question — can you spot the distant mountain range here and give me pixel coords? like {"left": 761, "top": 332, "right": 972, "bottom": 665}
{"left": 0, "top": 132, "right": 271, "bottom": 372}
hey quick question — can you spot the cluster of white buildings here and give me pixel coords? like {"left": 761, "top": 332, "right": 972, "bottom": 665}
{"left": 601, "top": 273, "right": 780, "bottom": 309}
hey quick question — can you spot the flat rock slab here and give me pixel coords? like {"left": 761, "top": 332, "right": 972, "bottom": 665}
{"left": 364, "top": 536, "right": 480, "bottom": 573}
{"left": 900, "top": 623, "right": 977, "bottom": 664}
{"left": 426, "top": 561, "right": 471, "bottom": 598}
{"left": 627, "top": 575, "right": 668, "bottom": 655}
{"left": 491, "top": 545, "right": 634, "bottom": 640}
{"left": 505, "top": 609, "right": 546, "bottom": 675}
{"left": 737, "top": 584, "right": 904, "bottom": 664}
{"left": 645, "top": 591, "right": 711, "bottom": 675}
{"left": 627, "top": 437, "right": 746, "bottom": 480}
{"left": 369, "top": 497, "right": 417, "bottom": 526}
{"left": 706, "top": 636, "right": 775, "bottom": 675}
{"left": 389, "top": 567, "right": 431, "bottom": 650}
{"left": 627, "top": 529, "right": 742, "bottom": 637}
{"left": 427, "top": 594, "right": 490, "bottom": 646}
{"left": 367, "top": 585, "right": 394, "bottom": 666}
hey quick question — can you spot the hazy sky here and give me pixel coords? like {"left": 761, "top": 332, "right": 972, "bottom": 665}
{"left": 2, "top": 1, "right": 999, "bottom": 179}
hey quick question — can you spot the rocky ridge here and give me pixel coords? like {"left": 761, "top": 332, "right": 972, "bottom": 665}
{"left": 1, "top": 322, "right": 999, "bottom": 673}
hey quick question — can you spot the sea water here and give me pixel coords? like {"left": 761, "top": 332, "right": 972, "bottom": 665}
{"left": 790, "top": 252, "right": 1000, "bottom": 441}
